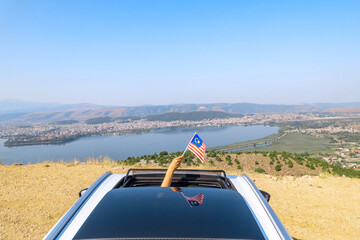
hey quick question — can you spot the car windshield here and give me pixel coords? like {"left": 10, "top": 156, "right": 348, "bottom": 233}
{"left": 74, "top": 187, "right": 265, "bottom": 240}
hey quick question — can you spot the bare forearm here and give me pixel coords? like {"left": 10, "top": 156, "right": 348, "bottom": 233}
{"left": 161, "top": 156, "right": 183, "bottom": 187}
{"left": 161, "top": 168, "right": 175, "bottom": 187}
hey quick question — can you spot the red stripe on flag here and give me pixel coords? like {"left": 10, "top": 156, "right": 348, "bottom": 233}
{"left": 188, "top": 143, "right": 204, "bottom": 156}
{"left": 188, "top": 145, "right": 203, "bottom": 160}
{"left": 188, "top": 145, "right": 203, "bottom": 159}
{"left": 188, "top": 144, "right": 205, "bottom": 162}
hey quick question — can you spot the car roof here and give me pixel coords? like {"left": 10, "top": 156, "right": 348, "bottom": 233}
{"left": 74, "top": 187, "right": 265, "bottom": 240}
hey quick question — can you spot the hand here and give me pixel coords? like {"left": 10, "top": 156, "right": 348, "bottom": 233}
{"left": 170, "top": 187, "right": 182, "bottom": 192}
{"left": 168, "top": 156, "right": 184, "bottom": 171}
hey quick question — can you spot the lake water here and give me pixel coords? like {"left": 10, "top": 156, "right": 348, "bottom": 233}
{"left": 0, "top": 125, "right": 278, "bottom": 165}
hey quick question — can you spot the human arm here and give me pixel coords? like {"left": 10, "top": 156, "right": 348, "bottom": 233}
{"left": 161, "top": 156, "right": 184, "bottom": 187}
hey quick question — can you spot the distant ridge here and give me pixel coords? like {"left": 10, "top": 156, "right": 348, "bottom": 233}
{"left": 1, "top": 100, "right": 360, "bottom": 123}
{"left": 145, "top": 111, "right": 243, "bottom": 122}
{"left": 83, "top": 111, "right": 242, "bottom": 124}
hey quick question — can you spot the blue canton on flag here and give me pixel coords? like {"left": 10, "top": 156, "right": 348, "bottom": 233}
{"left": 187, "top": 133, "right": 206, "bottom": 162}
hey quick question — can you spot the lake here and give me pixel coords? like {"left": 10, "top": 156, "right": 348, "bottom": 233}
{"left": 0, "top": 125, "right": 278, "bottom": 165}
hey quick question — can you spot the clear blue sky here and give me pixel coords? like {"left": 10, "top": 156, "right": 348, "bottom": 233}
{"left": 0, "top": 0, "right": 359, "bottom": 106}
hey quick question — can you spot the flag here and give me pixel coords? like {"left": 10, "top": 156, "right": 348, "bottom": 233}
{"left": 185, "top": 193, "right": 204, "bottom": 207}
{"left": 187, "top": 133, "right": 206, "bottom": 162}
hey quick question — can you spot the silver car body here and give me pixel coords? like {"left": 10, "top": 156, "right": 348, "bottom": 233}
{"left": 44, "top": 171, "right": 292, "bottom": 240}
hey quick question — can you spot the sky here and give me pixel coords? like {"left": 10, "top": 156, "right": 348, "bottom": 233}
{"left": 0, "top": 0, "right": 359, "bottom": 106}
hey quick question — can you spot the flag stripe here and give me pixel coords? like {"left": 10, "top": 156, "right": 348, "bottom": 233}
{"left": 188, "top": 144, "right": 205, "bottom": 162}
{"left": 188, "top": 147, "right": 203, "bottom": 161}
{"left": 188, "top": 144, "right": 205, "bottom": 157}
{"left": 188, "top": 143, "right": 204, "bottom": 155}
{"left": 188, "top": 145, "right": 203, "bottom": 159}
{"left": 185, "top": 193, "right": 205, "bottom": 206}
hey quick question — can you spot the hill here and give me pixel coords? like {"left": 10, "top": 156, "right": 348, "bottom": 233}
{"left": 243, "top": 133, "right": 333, "bottom": 154}
{"left": 3, "top": 100, "right": 360, "bottom": 123}
{"left": 1, "top": 156, "right": 359, "bottom": 240}
{"left": 121, "top": 151, "right": 360, "bottom": 178}
{"left": 145, "top": 111, "right": 243, "bottom": 121}
{"left": 325, "top": 107, "right": 360, "bottom": 113}
{"left": 212, "top": 133, "right": 334, "bottom": 154}
{"left": 83, "top": 111, "right": 242, "bottom": 124}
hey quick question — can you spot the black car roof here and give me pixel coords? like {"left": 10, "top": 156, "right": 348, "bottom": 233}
{"left": 74, "top": 187, "right": 265, "bottom": 240}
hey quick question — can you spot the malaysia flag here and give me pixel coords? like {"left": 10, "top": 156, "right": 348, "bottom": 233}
{"left": 187, "top": 133, "right": 206, "bottom": 162}
{"left": 184, "top": 193, "right": 205, "bottom": 207}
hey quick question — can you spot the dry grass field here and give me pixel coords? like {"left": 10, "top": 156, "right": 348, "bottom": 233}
{"left": 0, "top": 162, "right": 359, "bottom": 240}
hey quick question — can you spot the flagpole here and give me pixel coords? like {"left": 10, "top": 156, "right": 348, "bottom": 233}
{"left": 180, "top": 191, "right": 193, "bottom": 208}
{"left": 182, "top": 131, "right": 197, "bottom": 156}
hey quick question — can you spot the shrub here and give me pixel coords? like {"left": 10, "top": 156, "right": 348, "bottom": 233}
{"left": 235, "top": 159, "right": 240, "bottom": 164}
{"left": 159, "top": 151, "right": 168, "bottom": 156}
{"left": 310, "top": 163, "right": 315, "bottom": 170}
{"left": 287, "top": 160, "right": 293, "bottom": 168}
{"left": 216, "top": 156, "right": 222, "bottom": 162}
{"left": 237, "top": 164, "right": 242, "bottom": 170}
{"left": 255, "top": 168, "right": 266, "bottom": 173}
{"left": 255, "top": 161, "right": 259, "bottom": 165}
{"left": 275, "top": 164, "right": 282, "bottom": 171}
{"left": 207, "top": 151, "right": 217, "bottom": 157}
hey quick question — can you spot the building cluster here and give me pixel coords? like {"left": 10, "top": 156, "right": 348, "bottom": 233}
{"left": 0, "top": 112, "right": 358, "bottom": 148}
{"left": 294, "top": 126, "right": 360, "bottom": 134}
{"left": 0, "top": 112, "right": 314, "bottom": 142}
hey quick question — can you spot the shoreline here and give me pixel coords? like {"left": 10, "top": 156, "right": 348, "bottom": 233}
{"left": 3, "top": 129, "right": 154, "bottom": 147}
{"left": 208, "top": 127, "right": 285, "bottom": 152}
{"left": 2, "top": 124, "right": 277, "bottom": 148}
{"left": 0, "top": 125, "right": 279, "bottom": 165}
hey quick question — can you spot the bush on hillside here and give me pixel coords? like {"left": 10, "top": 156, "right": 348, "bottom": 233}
{"left": 275, "top": 164, "right": 282, "bottom": 171}
{"left": 255, "top": 168, "right": 266, "bottom": 173}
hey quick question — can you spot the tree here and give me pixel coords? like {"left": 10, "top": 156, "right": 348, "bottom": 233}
{"left": 159, "top": 151, "right": 168, "bottom": 156}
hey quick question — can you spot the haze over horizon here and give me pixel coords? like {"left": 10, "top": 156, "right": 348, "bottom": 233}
{"left": 2, "top": 98, "right": 360, "bottom": 109}
{"left": 1, "top": 1, "right": 359, "bottom": 106}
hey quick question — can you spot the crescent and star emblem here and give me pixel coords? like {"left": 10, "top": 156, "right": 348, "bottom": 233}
{"left": 194, "top": 138, "right": 200, "bottom": 144}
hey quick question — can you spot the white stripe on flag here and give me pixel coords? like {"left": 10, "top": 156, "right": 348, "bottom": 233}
{"left": 188, "top": 143, "right": 204, "bottom": 156}
{"left": 188, "top": 144, "right": 205, "bottom": 162}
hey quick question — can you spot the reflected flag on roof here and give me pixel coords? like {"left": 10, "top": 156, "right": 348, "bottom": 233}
{"left": 184, "top": 193, "right": 204, "bottom": 207}
{"left": 187, "top": 133, "right": 206, "bottom": 163}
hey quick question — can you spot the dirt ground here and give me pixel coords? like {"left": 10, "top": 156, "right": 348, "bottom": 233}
{"left": 0, "top": 163, "right": 359, "bottom": 240}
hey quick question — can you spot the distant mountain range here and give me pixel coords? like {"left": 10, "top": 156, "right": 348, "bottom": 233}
{"left": 0, "top": 99, "right": 104, "bottom": 114}
{"left": 0, "top": 99, "right": 360, "bottom": 123}
{"left": 82, "top": 111, "right": 243, "bottom": 124}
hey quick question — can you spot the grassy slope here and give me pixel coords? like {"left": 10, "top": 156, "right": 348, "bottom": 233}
{"left": 242, "top": 133, "right": 333, "bottom": 154}
{"left": 0, "top": 161, "right": 359, "bottom": 240}
{"left": 208, "top": 133, "right": 281, "bottom": 151}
